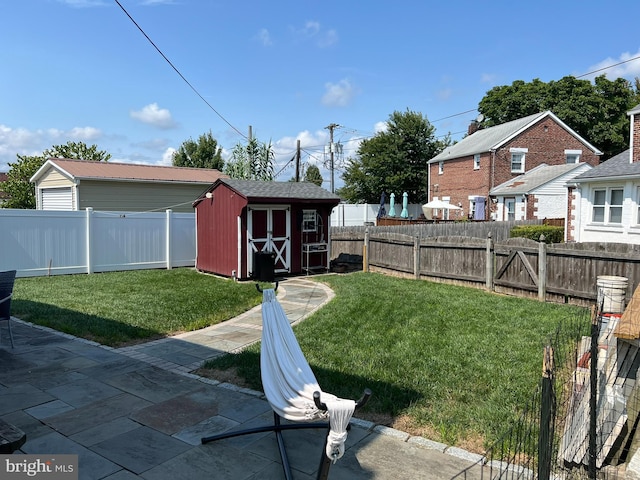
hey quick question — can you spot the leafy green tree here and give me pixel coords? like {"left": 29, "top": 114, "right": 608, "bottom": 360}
{"left": 338, "top": 109, "right": 450, "bottom": 203}
{"left": 172, "top": 130, "right": 224, "bottom": 170}
{"left": 44, "top": 141, "right": 111, "bottom": 162}
{"left": 478, "top": 75, "right": 640, "bottom": 159}
{"left": 303, "top": 165, "right": 323, "bottom": 186}
{"left": 2, "top": 155, "right": 43, "bottom": 209}
{"left": 1, "top": 141, "right": 110, "bottom": 209}
{"left": 224, "top": 137, "right": 274, "bottom": 181}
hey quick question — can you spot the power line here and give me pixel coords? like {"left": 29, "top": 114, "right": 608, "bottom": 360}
{"left": 113, "top": 0, "right": 247, "bottom": 140}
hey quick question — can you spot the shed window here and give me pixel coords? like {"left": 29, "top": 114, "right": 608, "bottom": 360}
{"left": 302, "top": 210, "right": 317, "bottom": 232}
{"left": 438, "top": 161, "right": 444, "bottom": 175}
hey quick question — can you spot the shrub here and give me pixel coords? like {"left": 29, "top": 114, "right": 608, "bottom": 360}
{"left": 510, "top": 225, "right": 564, "bottom": 243}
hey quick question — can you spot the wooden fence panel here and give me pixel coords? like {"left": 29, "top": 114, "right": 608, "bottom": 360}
{"left": 494, "top": 238, "right": 541, "bottom": 296}
{"left": 368, "top": 233, "right": 415, "bottom": 274}
{"left": 420, "top": 236, "right": 487, "bottom": 284}
{"left": 547, "top": 243, "right": 640, "bottom": 302}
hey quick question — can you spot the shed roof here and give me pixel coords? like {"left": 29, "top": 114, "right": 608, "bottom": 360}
{"left": 429, "top": 111, "right": 602, "bottom": 163}
{"left": 490, "top": 163, "right": 590, "bottom": 195}
{"left": 195, "top": 178, "right": 340, "bottom": 206}
{"left": 31, "top": 158, "right": 227, "bottom": 184}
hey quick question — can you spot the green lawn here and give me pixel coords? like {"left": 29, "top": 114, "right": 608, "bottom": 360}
{"left": 11, "top": 268, "right": 265, "bottom": 346}
{"left": 204, "top": 272, "right": 589, "bottom": 450}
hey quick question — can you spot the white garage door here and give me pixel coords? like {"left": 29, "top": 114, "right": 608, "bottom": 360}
{"left": 42, "top": 188, "right": 73, "bottom": 210}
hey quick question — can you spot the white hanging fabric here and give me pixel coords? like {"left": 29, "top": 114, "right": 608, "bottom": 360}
{"left": 260, "top": 288, "right": 355, "bottom": 460}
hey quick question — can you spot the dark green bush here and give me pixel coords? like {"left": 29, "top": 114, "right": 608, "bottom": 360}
{"left": 510, "top": 225, "right": 564, "bottom": 243}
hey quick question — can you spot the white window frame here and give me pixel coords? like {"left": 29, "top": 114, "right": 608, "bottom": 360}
{"left": 438, "top": 161, "right": 444, "bottom": 175}
{"left": 591, "top": 187, "right": 624, "bottom": 224}
{"left": 565, "top": 149, "right": 582, "bottom": 164}
{"left": 637, "top": 186, "right": 640, "bottom": 225}
{"left": 473, "top": 154, "right": 480, "bottom": 170}
{"left": 510, "top": 148, "right": 527, "bottom": 173}
{"left": 302, "top": 209, "right": 317, "bottom": 232}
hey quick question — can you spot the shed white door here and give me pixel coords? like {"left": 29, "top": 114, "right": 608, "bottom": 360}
{"left": 41, "top": 188, "right": 73, "bottom": 210}
{"left": 247, "top": 206, "right": 291, "bottom": 276}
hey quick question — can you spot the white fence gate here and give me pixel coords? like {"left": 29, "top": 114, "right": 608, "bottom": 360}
{"left": 0, "top": 208, "right": 196, "bottom": 278}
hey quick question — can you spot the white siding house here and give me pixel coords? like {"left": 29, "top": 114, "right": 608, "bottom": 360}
{"left": 489, "top": 163, "right": 592, "bottom": 222}
{"left": 568, "top": 104, "right": 640, "bottom": 243}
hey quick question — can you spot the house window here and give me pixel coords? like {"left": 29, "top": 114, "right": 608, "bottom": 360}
{"left": 592, "top": 188, "right": 623, "bottom": 224}
{"left": 637, "top": 187, "right": 640, "bottom": 225}
{"left": 565, "top": 149, "right": 582, "bottom": 164}
{"left": 438, "top": 161, "right": 444, "bottom": 175}
{"left": 302, "top": 210, "right": 317, "bottom": 232}
{"left": 510, "top": 148, "right": 527, "bottom": 173}
{"left": 473, "top": 154, "right": 480, "bottom": 170}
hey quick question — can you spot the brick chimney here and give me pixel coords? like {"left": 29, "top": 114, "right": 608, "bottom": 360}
{"left": 632, "top": 105, "right": 640, "bottom": 163}
{"left": 468, "top": 120, "right": 480, "bottom": 136}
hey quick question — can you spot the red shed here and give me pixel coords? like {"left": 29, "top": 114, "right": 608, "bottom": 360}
{"left": 194, "top": 179, "right": 340, "bottom": 280}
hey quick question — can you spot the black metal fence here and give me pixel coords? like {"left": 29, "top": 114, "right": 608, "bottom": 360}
{"left": 452, "top": 293, "right": 638, "bottom": 480}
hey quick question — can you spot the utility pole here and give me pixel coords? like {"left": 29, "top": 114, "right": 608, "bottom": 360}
{"left": 295, "top": 139, "right": 301, "bottom": 182}
{"left": 325, "top": 123, "right": 339, "bottom": 193}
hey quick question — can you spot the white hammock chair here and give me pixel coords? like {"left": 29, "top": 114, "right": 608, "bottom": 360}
{"left": 202, "top": 284, "right": 371, "bottom": 480}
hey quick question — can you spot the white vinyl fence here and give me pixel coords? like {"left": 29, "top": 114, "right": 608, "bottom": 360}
{"left": 330, "top": 203, "right": 424, "bottom": 227}
{"left": 1, "top": 208, "right": 196, "bottom": 278}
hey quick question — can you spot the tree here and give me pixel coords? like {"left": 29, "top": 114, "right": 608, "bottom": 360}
{"left": 303, "top": 165, "right": 323, "bottom": 186}
{"left": 1, "top": 141, "right": 110, "bottom": 209}
{"left": 478, "top": 75, "right": 640, "bottom": 159}
{"left": 172, "top": 130, "right": 224, "bottom": 170}
{"left": 338, "top": 109, "right": 451, "bottom": 204}
{"left": 224, "top": 137, "right": 274, "bottom": 181}
{"left": 44, "top": 141, "right": 111, "bottom": 162}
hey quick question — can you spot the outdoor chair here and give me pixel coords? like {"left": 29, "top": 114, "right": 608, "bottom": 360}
{"left": 202, "top": 283, "right": 371, "bottom": 480}
{"left": 0, "top": 270, "right": 17, "bottom": 348}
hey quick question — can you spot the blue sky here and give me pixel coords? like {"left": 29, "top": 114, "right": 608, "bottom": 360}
{"left": 2, "top": 0, "right": 640, "bottom": 191}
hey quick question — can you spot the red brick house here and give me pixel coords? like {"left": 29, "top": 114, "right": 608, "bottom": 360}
{"left": 427, "top": 111, "right": 602, "bottom": 220}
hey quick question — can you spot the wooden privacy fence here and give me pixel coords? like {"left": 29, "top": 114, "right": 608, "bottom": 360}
{"left": 331, "top": 229, "right": 640, "bottom": 306}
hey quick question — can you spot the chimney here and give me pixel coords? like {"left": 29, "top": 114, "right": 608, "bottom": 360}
{"left": 468, "top": 120, "right": 479, "bottom": 136}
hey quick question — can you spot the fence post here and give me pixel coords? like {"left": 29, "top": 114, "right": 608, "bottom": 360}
{"left": 486, "top": 233, "right": 494, "bottom": 291}
{"left": 166, "top": 209, "right": 173, "bottom": 270}
{"left": 414, "top": 235, "right": 420, "bottom": 280}
{"left": 364, "top": 228, "right": 370, "bottom": 272}
{"left": 538, "top": 345, "right": 554, "bottom": 480}
{"left": 85, "top": 207, "right": 93, "bottom": 274}
{"left": 589, "top": 306, "right": 599, "bottom": 480}
{"left": 538, "top": 235, "right": 546, "bottom": 301}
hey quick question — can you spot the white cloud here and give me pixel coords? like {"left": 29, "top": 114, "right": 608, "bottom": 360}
{"left": 130, "top": 103, "right": 177, "bottom": 129}
{"left": 437, "top": 88, "right": 453, "bottom": 101}
{"left": 322, "top": 79, "right": 357, "bottom": 107}
{"left": 582, "top": 48, "right": 640, "bottom": 80}
{"left": 257, "top": 28, "right": 273, "bottom": 46}
{"left": 160, "top": 147, "right": 176, "bottom": 166}
{"left": 0, "top": 124, "right": 107, "bottom": 171}
{"left": 68, "top": 126, "right": 102, "bottom": 141}
{"left": 373, "top": 121, "right": 388, "bottom": 133}
{"left": 481, "top": 73, "right": 498, "bottom": 84}
{"left": 293, "top": 21, "right": 338, "bottom": 48}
